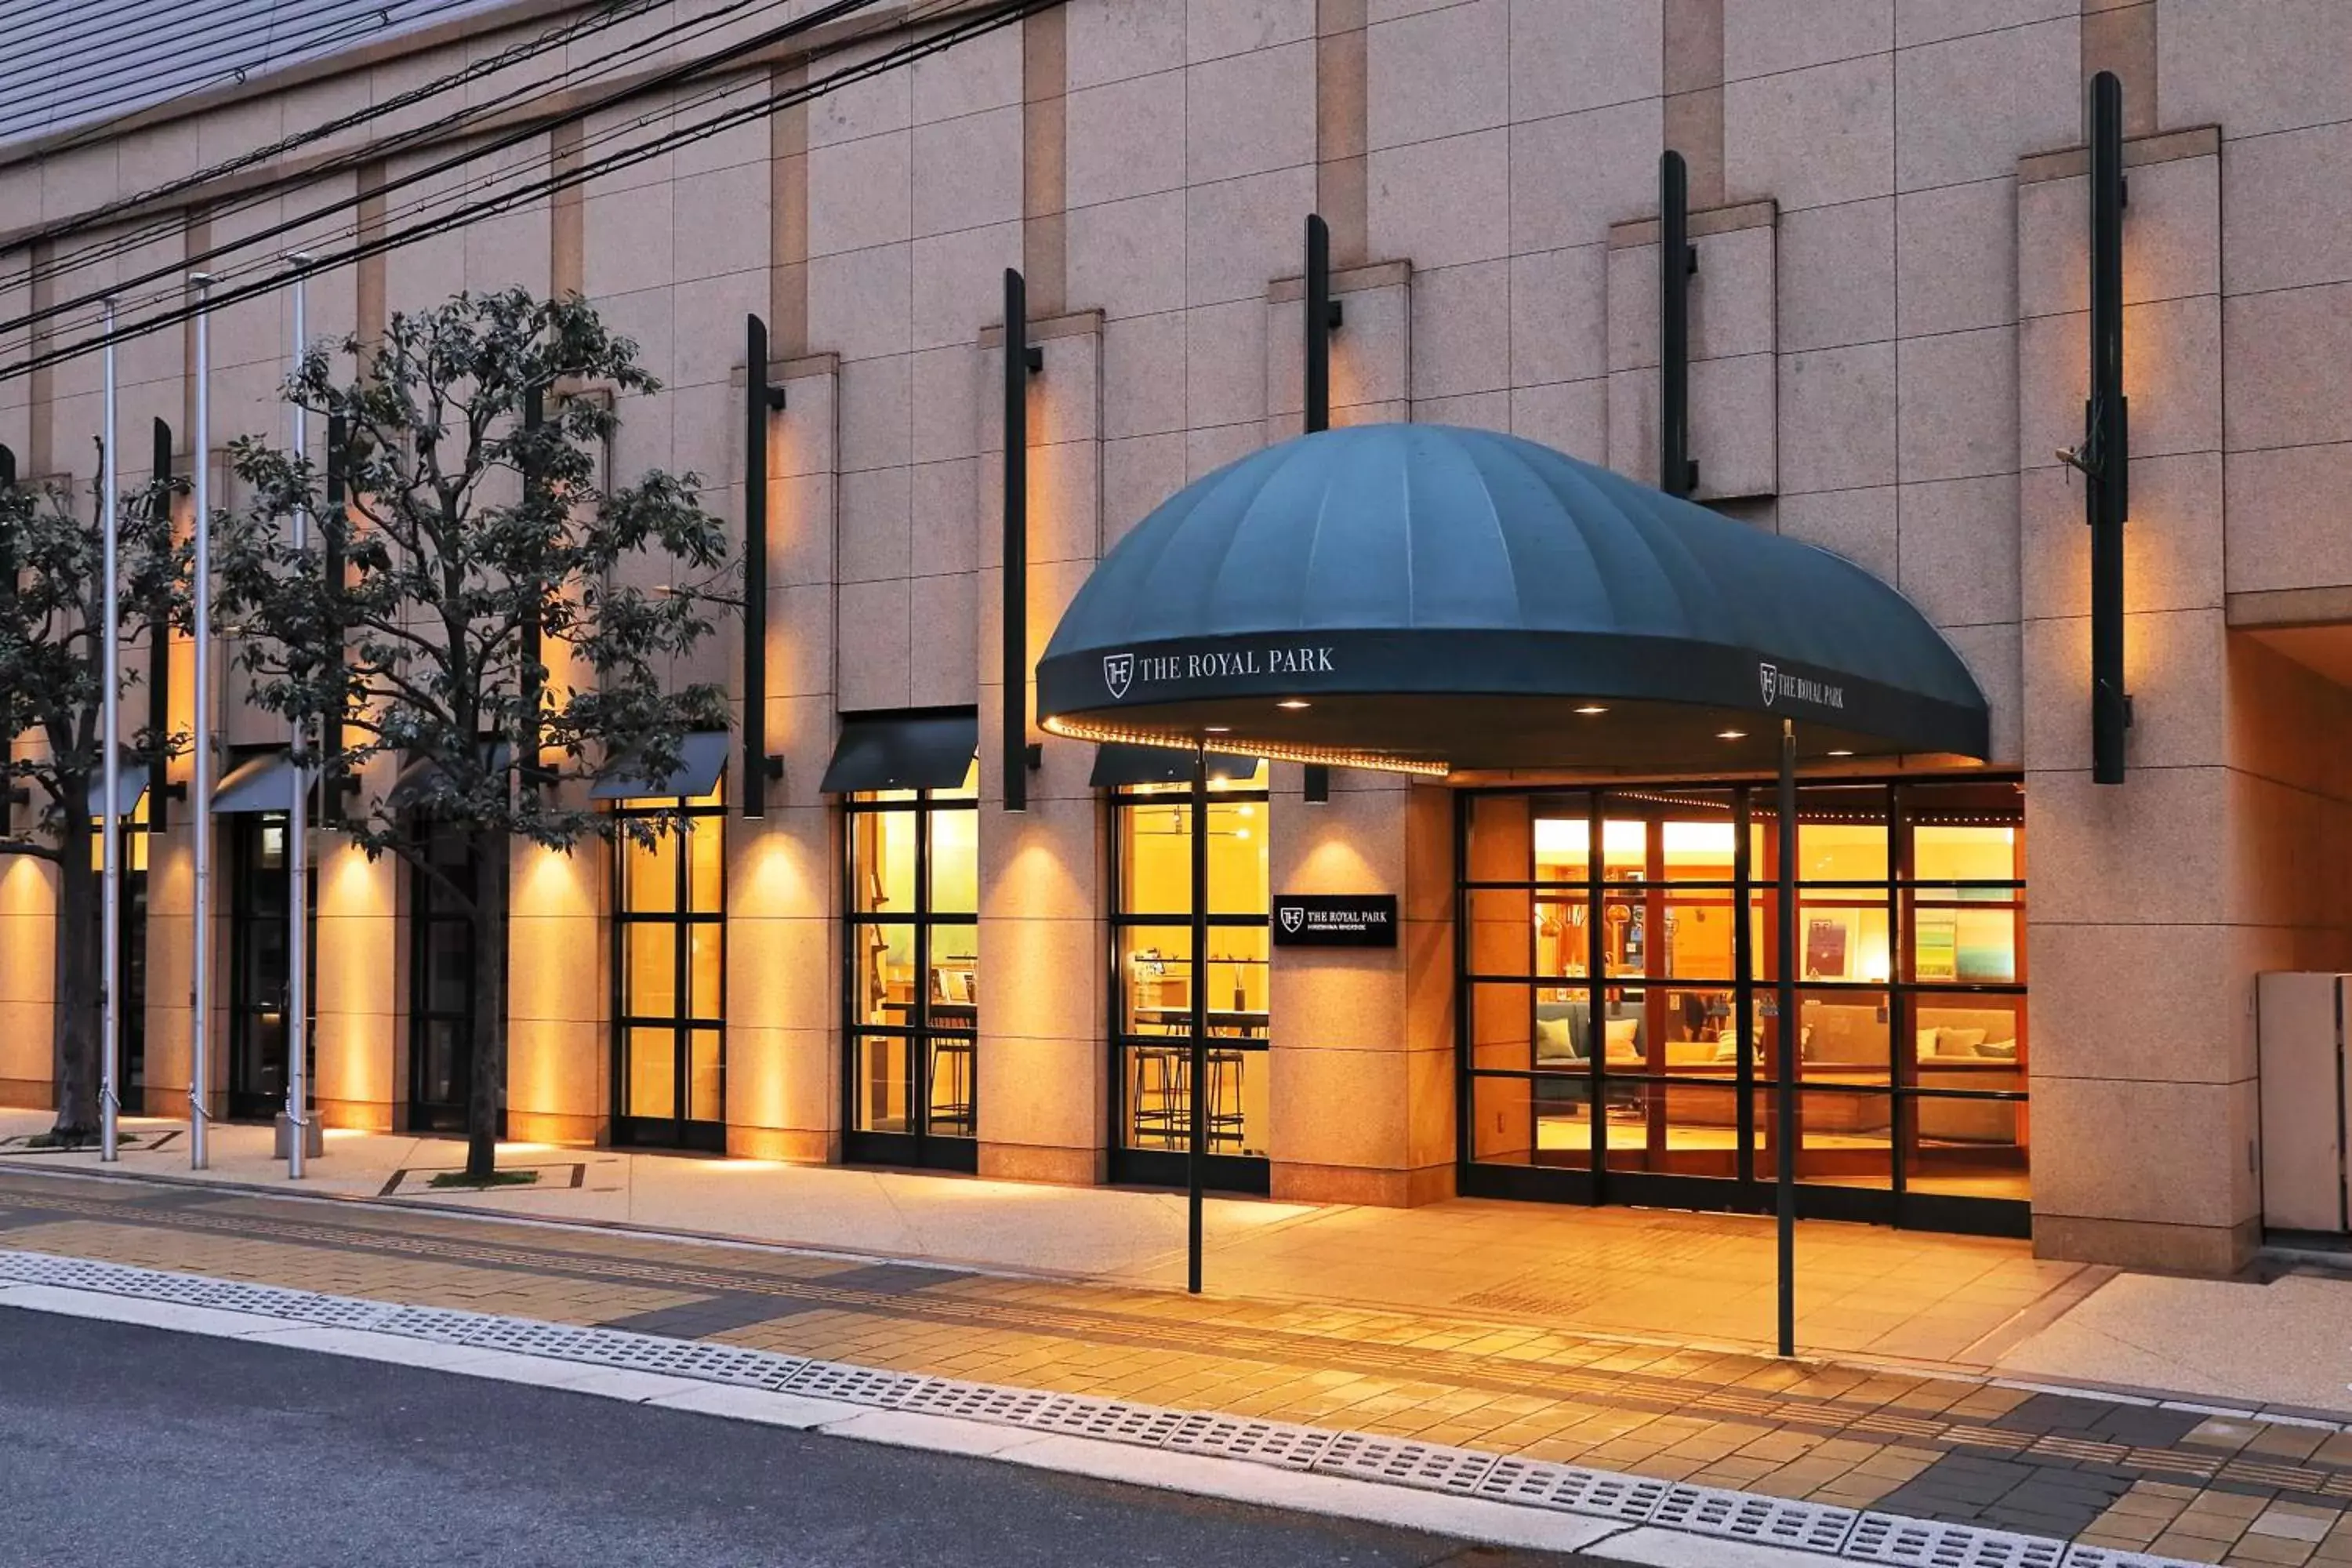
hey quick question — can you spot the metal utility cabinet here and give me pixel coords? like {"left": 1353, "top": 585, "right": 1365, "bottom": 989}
{"left": 2258, "top": 972, "right": 2352, "bottom": 1236}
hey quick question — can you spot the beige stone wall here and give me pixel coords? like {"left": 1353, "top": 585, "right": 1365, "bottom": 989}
{"left": 4, "top": 0, "right": 2352, "bottom": 1265}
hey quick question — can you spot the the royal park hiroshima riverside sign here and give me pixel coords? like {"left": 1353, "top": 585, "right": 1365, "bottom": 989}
{"left": 1272, "top": 895, "right": 1399, "bottom": 948}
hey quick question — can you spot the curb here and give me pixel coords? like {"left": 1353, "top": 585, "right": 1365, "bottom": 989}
{"left": 0, "top": 1247, "right": 2200, "bottom": 1568}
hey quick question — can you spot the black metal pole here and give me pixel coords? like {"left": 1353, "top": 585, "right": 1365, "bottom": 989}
{"left": 519, "top": 387, "right": 546, "bottom": 804}
{"left": 1659, "top": 150, "right": 1696, "bottom": 499}
{"left": 2088, "top": 71, "right": 2130, "bottom": 785}
{"left": 0, "top": 444, "right": 12, "bottom": 837}
{"left": 1004, "top": 270, "right": 1040, "bottom": 812}
{"left": 743, "top": 314, "right": 771, "bottom": 816}
{"left": 1188, "top": 739, "right": 1209, "bottom": 1295}
{"left": 148, "top": 417, "right": 173, "bottom": 832}
{"left": 1303, "top": 215, "right": 1338, "bottom": 806}
{"left": 1776, "top": 717, "right": 1798, "bottom": 1358}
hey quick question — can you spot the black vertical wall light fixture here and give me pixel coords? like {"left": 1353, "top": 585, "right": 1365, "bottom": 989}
{"left": 1002, "top": 268, "right": 1043, "bottom": 814}
{"left": 1657, "top": 150, "right": 1697, "bottom": 499}
{"left": 1301, "top": 215, "right": 1343, "bottom": 807}
{"left": 518, "top": 388, "right": 546, "bottom": 808}
{"left": 742, "top": 314, "right": 787, "bottom": 817}
{"left": 2081, "top": 71, "right": 2132, "bottom": 784}
{"left": 148, "top": 418, "right": 180, "bottom": 831}
{"left": 321, "top": 414, "right": 354, "bottom": 824}
{"left": 0, "top": 443, "right": 14, "bottom": 837}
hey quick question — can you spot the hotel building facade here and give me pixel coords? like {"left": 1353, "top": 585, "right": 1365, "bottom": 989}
{"left": 3, "top": 0, "right": 2350, "bottom": 1276}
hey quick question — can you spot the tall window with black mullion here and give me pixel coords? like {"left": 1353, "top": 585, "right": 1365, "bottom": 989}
{"left": 844, "top": 760, "right": 978, "bottom": 1169}
{"left": 1109, "top": 763, "right": 1272, "bottom": 1192}
{"left": 612, "top": 783, "right": 726, "bottom": 1149}
{"left": 406, "top": 820, "right": 479, "bottom": 1132}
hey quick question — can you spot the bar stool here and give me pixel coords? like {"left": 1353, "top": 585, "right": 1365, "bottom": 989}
{"left": 1130, "top": 1046, "right": 1186, "bottom": 1146}
{"left": 1203, "top": 1048, "right": 1247, "bottom": 1152}
{"left": 927, "top": 1036, "right": 975, "bottom": 1136}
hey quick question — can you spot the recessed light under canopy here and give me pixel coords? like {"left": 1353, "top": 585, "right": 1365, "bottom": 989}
{"left": 1034, "top": 424, "right": 1989, "bottom": 777}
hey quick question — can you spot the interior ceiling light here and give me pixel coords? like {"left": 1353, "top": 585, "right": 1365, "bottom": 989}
{"left": 1276, "top": 699, "right": 1311, "bottom": 710}
{"left": 1204, "top": 725, "right": 1231, "bottom": 734}
{"left": 1827, "top": 749, "right": 1855, "bottom": 757}
{"left": 1717, "top": 729, "right": 1746, "bottom": 740}
{"left": 1574, "top": 704, "right": 1607, "bottom": 716}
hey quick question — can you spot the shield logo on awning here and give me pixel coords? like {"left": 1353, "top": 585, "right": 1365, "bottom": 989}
{"left": 1103, "top": 653, "right": 1134, "bottom": 699}
{"left": 1759, "top": 662, "right": 1778, "bottom": 706}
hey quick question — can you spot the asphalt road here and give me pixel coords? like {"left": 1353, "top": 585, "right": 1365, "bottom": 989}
{"left": 0, "top": 1307, "right": 1608, "bottom": 1567}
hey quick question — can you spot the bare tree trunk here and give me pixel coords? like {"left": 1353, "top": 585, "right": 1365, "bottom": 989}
{"left": 463, "top": 828, "right": 509, "bottom": 1179}
{"left": 51, "top": 813, "right": 100, "bottom": 1138}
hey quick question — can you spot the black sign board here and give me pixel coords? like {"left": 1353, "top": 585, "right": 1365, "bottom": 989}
{"left": 1272, "top": 894, "right": 1398, "bottom": 948}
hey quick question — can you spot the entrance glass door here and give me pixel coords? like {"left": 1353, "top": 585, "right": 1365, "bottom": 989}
{"left": 1459, "top": 779, "right": 2030, "bottom": 1236}
{"left": 227, "top": 812, "right": 313, "bottom": 1120}
{"left": 844, "top": 760, "right": 978, "bottom": 1172}
{"left": 407, "top": 822, "right": 479, "bottom": 1133}
{"left": 611, "top": 786, "right": 725, "bottom": 1151}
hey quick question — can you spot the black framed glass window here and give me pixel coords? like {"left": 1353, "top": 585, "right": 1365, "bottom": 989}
{"left": 1108, "top": 761, "right": 1272, "bottom": 1193}
{"left": 91, "top": 791, "right": 151, "bottom": 1113}
{"left": 1459, "top": 777, "right": 2027, "bottom": 1236}
{"left": 611, "top": 781, "right": 725, "bottom": 1151}
{"left": 844, "top": 757, "right": 978, "bottom": 1172}
{"left": 406, "top": 822, "right": 481, "bottom": 1134}
{"left": 227, "top": 811, "right": 315, "bottom": 1121}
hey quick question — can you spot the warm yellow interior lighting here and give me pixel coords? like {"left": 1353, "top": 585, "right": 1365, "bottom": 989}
{"left": 1040, "top": 715, "right": 1450, "bottom": 778}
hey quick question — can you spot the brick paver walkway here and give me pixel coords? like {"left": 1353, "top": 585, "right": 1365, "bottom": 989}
{"left": 0, "top": 1166, "right": 2345, "bottom": 1566}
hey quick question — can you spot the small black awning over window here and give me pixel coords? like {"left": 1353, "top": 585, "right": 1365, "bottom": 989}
{"left": 1088, "top": 744, "right": 1261, "bottom": 789}
{"left": 819, "top": 709, "right": 978, "bottom": 794}
{"left": 86, "top": 751, "right": 149, "bottom": 817}
{"left": 590, "top": 731, "right": 731, "bottom": 802}
{"left": 386, "top": 742, "right": 516, "bottom": 812}
{"left": 212, "top": 750, "right": 306, "bottom": 814}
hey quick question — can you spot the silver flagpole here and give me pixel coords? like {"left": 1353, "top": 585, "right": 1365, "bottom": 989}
{"left": 99, "top": 299, "right": 121, "bottom": 1162}
{"left": 189, "top": 274, "right": 214, "bottom": 1170}
{"left": 285, "top": 256, "right": 310, "bottom": 1179}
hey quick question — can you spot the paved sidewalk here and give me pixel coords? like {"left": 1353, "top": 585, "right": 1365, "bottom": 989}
{"left": 0, "top": 1110, "right": 2088, "bottom": 1367}
{"left": 5, "top": 1163, "right": 2352, "bottom": 1565}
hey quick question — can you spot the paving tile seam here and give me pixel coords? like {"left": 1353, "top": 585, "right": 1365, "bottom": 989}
{"left": 0, "top": 1248, "right": 2207, "bottom": 1568}
{"left": 0, "top": 1196, "right": 2045, "bottom": 1438}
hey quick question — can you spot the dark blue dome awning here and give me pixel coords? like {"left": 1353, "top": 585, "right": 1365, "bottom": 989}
{"left": 1035, "top": 425, "right": 1989, "bottom": 775}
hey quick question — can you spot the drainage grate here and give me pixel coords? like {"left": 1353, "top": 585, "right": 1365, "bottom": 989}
{"left": 1163, "top": 1413, "right": 1335, "bottom": 1470}
{"left": 899, "top": 1379, "right": 1072, "bottom": 1427}
{"left": 1314, "top": 1432, "right": 1500, "bottom": 1494}
{"left": 782, "top": 1359, "right": 931, "bottom": 1408}
{"left": 1474, "top": 1457, "right": 1673, "bottom": 1522}
{"left": 1652, "top": 1483, "right": 1859, "bottom": 1555}
{"left": 2059, "top": 1550, "right": 2203, "bottom": 1568}
{"left": 1846, "top": 1514, "right": 2070, "bottom": 1568}
{"left": 583, "top": 1335, "right": 798, "bottom": 1387}
{"left": 375, "top": 1305, "right": 498, "bottom": 1344}
{"left": 1028, "top": 1396, "right": 1190, "bottom": 1446}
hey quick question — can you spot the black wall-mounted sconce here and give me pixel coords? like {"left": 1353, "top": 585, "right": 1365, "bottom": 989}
{"left": 1658, "top": 150, "right": 1697, "bottom": 499}
{"left": 1003, "top": 269, "right": 1044, "bottom": 814}
{"left": 742, "top": 314, "right": 789, "bottom": 816}
{"left": 148, "top": 418, "right": 178, "bottom": 830}
{"left": 1302, "top": 214, "right": 1344, "bottom": 807}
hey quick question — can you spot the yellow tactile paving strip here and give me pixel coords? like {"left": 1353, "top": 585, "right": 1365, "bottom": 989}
{"left": 0, "top": 1169, "right": 2339, "bottom": 1565}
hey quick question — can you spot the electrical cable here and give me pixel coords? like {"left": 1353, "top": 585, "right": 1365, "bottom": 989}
{"left": 2, "top": 0, "right": 881, "bottom": 340}
{"left": 2, "top": 0, "right": 1055, "bottom": 387}
{"left": 8, "top": 0, "right": 803, "bottom": 307}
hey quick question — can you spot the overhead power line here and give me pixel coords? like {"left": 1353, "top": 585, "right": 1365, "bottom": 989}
{"left": 2, "top": 0, "right": 878, "bottom": 343}
{"left": 2, "top": 0, "right": 1059, "bottom": 388}
{"left": 7, "top": 0, "right": 802, "bottom": 310}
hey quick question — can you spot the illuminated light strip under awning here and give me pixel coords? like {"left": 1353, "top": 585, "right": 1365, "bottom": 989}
{"left": 1041, "top": 715, "right": 1449, "bottom": 779}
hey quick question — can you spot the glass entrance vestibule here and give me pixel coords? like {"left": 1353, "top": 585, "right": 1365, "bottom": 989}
{"left": 1458, "top": 778, "right": 2028, "bottom": 1236}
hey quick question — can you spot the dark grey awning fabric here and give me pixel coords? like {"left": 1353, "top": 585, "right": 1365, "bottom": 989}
{"left": 386, "top": 743, "right": 515, "bottom": 812}
{"left": 590, "top": 731, "right": 731, "bottom": 801}
{"left": 819, "top": 710, "right": 978, "bottom": 794}
{"left": 85, "top": 753, "right": 149, "bottom": 818}
{"left": 212, "top": 750, "right": 305, "bottom": 814}
{"left": 1035, "top": 424, "right": 1991, "bottom": 773}
{"left": 1088, "top": 744, "right": 1261, "bottom": 789}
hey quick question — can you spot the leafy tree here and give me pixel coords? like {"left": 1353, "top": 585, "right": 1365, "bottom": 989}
{"left": 0, "top": 466, "right": 183, "bottom": 1141}
{"left": 219, "top": 287, "right": 734, "bottom": 1178}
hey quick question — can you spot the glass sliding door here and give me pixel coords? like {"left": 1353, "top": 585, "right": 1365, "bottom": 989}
{"left": 1457, "top": 776, "right": 2028, "bottom": 1236}
{"left": 611, "top": 784, "right": 725, "bottom": 1150}
{"left": 1109, "top": 762, "right": 1272, "bottom": 1193}
{"left": 844, "top": 759, "right": 978, "bottom": 1171}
